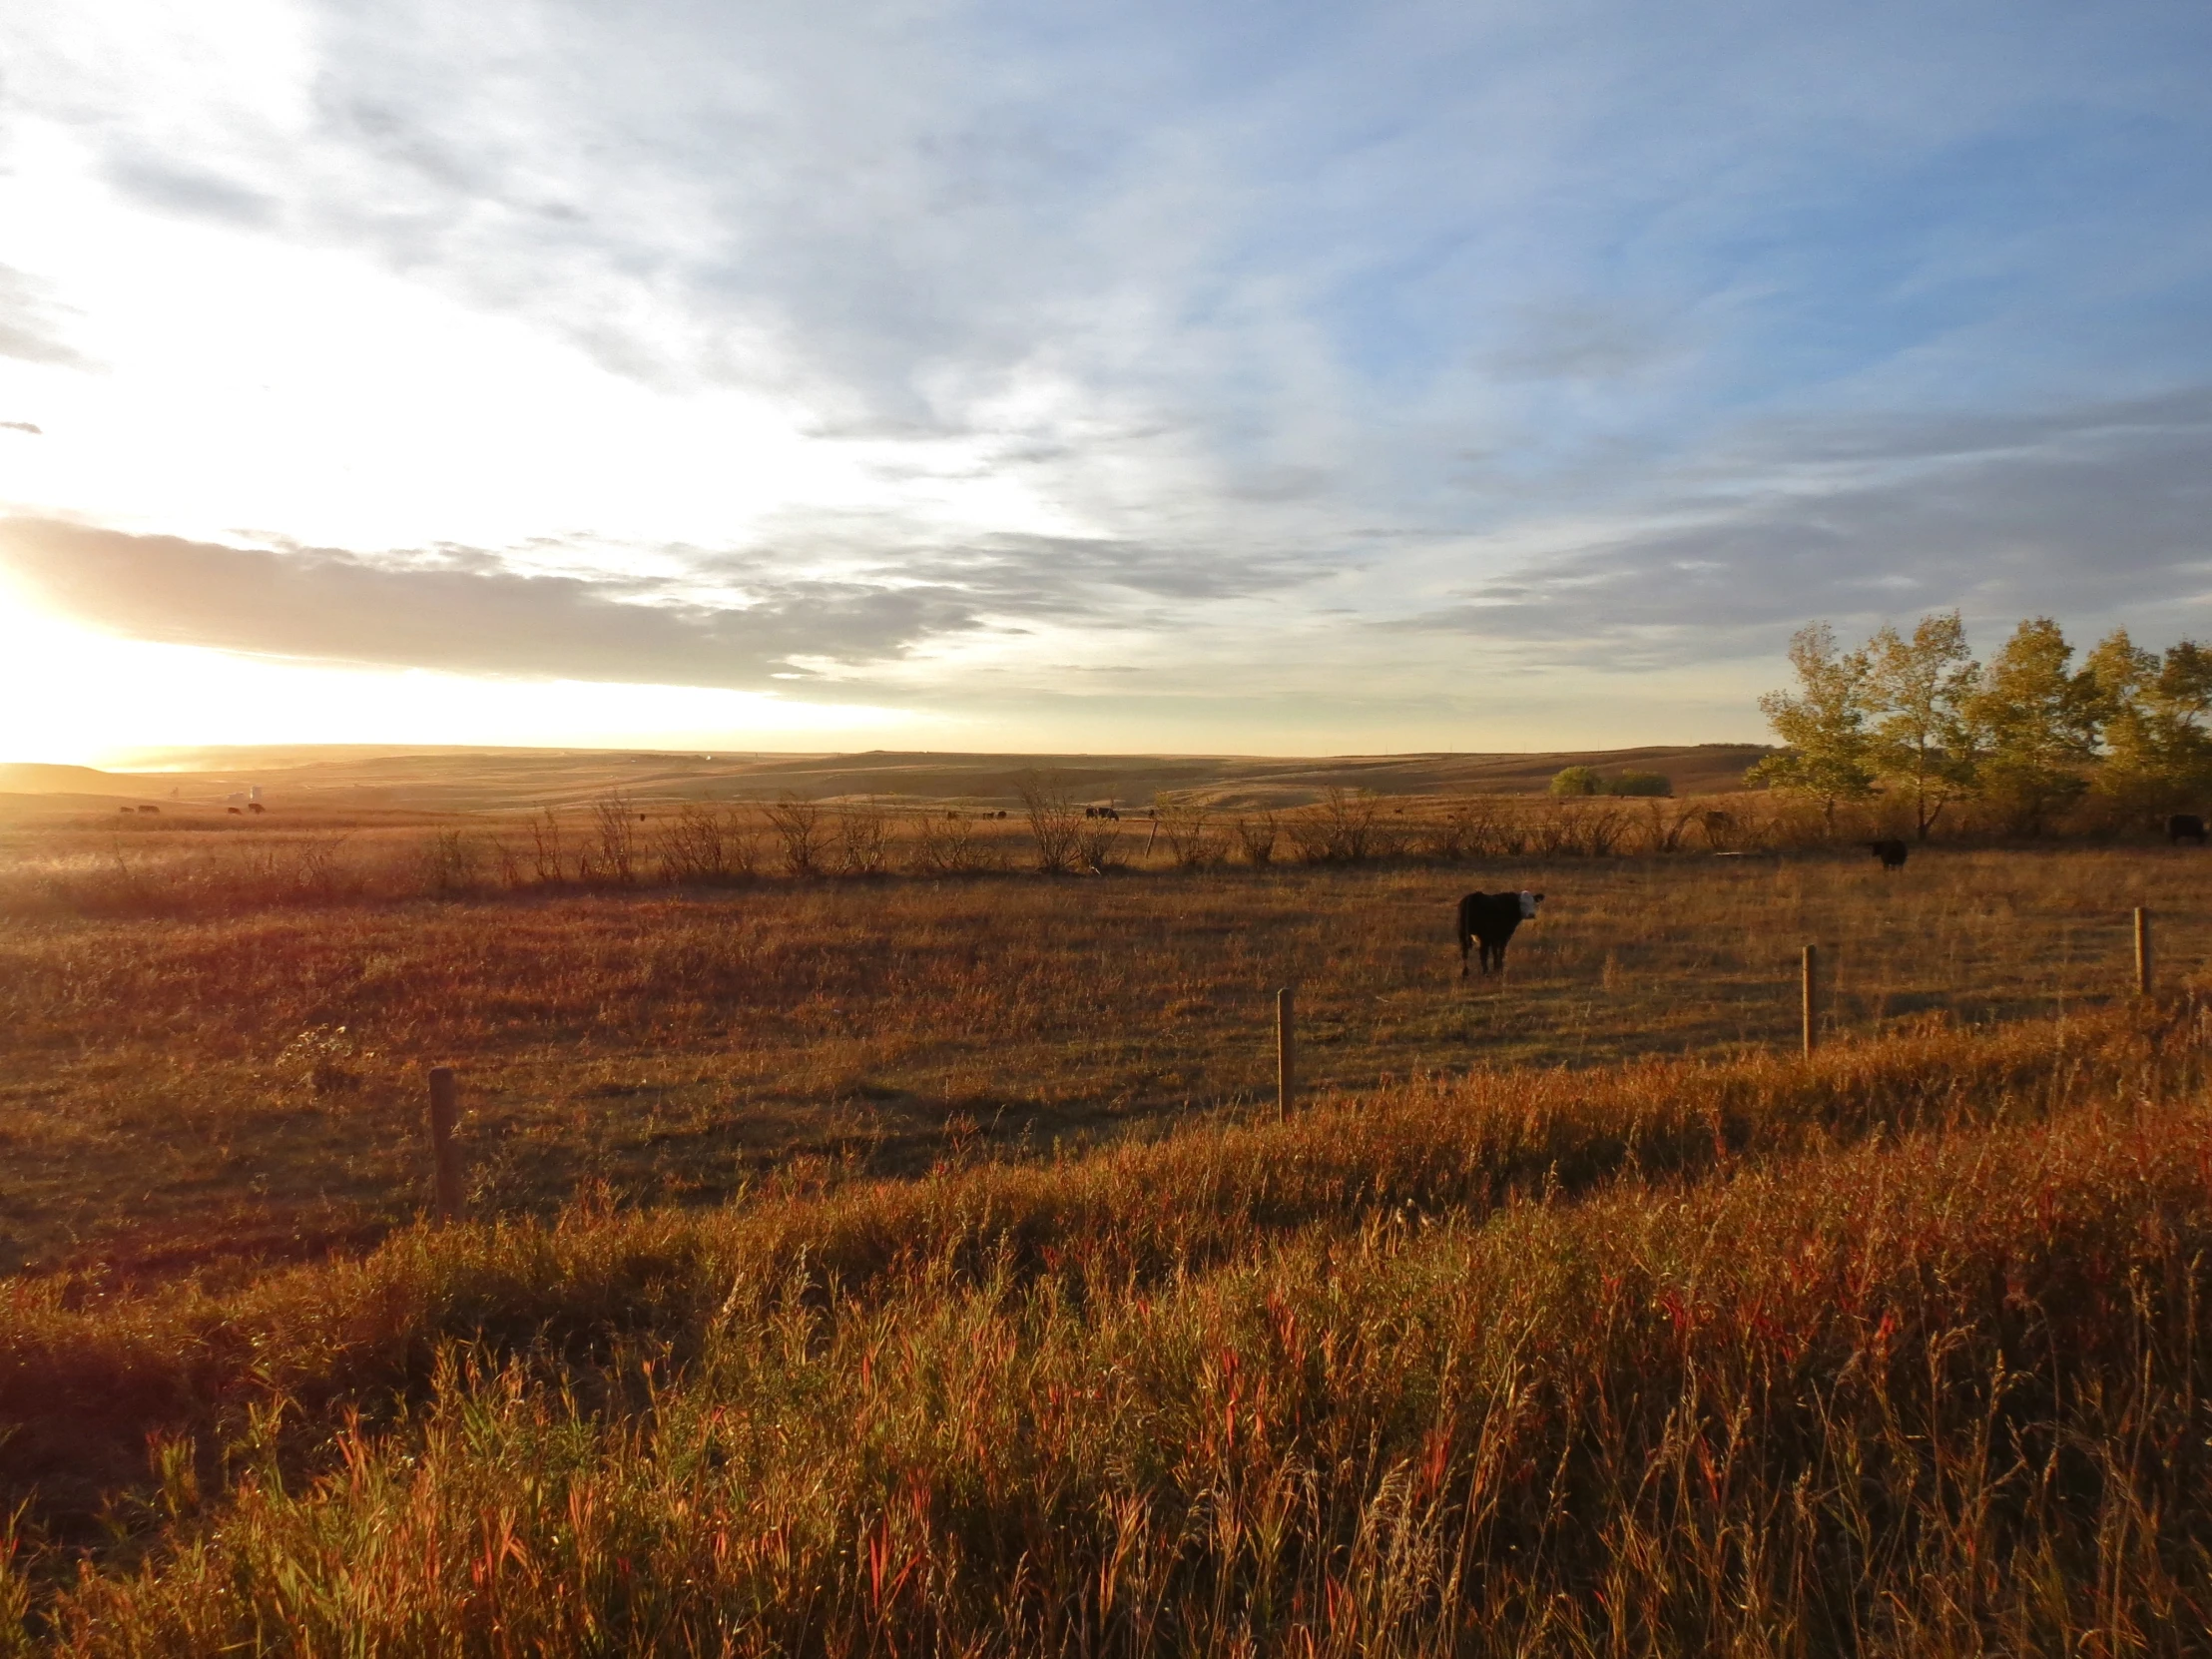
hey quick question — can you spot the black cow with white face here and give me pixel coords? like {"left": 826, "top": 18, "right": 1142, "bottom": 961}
{"left": 1457, "top": 889, "right": 1543, "bottom": 976}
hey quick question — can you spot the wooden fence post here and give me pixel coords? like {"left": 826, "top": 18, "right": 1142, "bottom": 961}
{"left": 1801, "top": 944, "right": 1818, "bottom": 1057}
{"left": 427, "top": 1066, "right": 464, "bottom": 1224}
{"left": 1277, "top": 987, "right": 1296, "bottom": 1118}
{"left": 2135, "top": 907, "right": 2153, "bottom": 998}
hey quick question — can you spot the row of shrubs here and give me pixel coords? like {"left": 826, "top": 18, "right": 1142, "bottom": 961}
{"left": 6, "top": 784, "right": 2201, "bottom": 921}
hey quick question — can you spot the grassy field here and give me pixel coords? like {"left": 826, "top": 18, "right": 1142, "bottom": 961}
{"left": 2, "top": 1003, "right": 2209, "bottom": 1651}
{"left": 3, "top": 834, "right": 2207, "bottom": 1281}
{"left": 5, "top": 784, "right": 2212, "bottom": 1651}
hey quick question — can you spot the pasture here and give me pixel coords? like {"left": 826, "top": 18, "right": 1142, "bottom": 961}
{"left": 2, "top": 830, "right": 2205, "bottom": 1280}
{"left": 8, "top": 792, "right": 2212, "bottom": 1653}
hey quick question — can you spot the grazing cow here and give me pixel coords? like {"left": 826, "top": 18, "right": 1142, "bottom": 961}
{"left": 2169, "top": 814, "right": 2207, "bottom": 845}
{"left": 228, "top": 807, "right": 242, "bottom": 815}
{"left": 247, "top": 802, "right": 267, "bottom": 815}
{"left": 1457, "top": 889, "right": 1543, "bottom": 976}
{"left": 1868, "top": 838, "right": 1909, "bottom": 871}
{"left": 136, "top": 804, "right": 160, "bottom": 815}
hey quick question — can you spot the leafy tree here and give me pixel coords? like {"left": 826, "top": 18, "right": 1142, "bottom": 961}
{"left": 1865, "top": 610, "right": 1980, "bottom": 840}
{"left": 2085, "top": 630, "right": 2212, "bottom": 816}
{"left": 1960, "top": 618, "right": 2100, "bottom": 833}
{"left": 1747, "top": 622, "right": 1877, "bottom": 829}
{"left": 1604, "top": 771, "right": 1672, "bottom": 797}
{"left": 1549, "top": 766, "right": 1601, "bottom": 798}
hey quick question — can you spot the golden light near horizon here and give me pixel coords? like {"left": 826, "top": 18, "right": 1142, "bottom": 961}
{"left": 0, "top": 582, "right": 932, "bottom": 768}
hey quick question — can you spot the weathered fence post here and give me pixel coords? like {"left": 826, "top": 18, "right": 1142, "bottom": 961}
{"left": 1277, "top": 986, "right": 1296, "bottom": 1118}
{"left": 427, "top": 1065, "right": 464, "bottom": 1224}
{"left": 2135, "top": 907, "right": 2153, "bottom": 998}
{"left": 1801, "top": 944, "right": 1819, "bottom": 1057}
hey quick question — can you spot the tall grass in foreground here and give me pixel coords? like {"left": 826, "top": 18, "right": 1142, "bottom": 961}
{"left": 5, "top": 1005, "right": 2212, "bottom": 1652}
{"left": 22, "top": 1091, "right": 2212, "bottom": 1654}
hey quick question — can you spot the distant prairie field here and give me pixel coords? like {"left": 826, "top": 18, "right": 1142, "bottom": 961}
{"left": 1, "top": 836, "right": 2205, "bottom": 1279}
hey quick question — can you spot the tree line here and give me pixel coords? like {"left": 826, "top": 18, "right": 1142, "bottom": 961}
{"left": 1753, "top": 614, "right": 2212, "bottom": 838}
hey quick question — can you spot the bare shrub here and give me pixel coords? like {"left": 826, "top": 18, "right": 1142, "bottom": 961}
{"left": 1484, "top": 803, "right": 1534, "bottom": 857}
{"left": 1631, "top": 800, "right": 1706, "bottom": 855}
{"left": 1075, "top": 819, "right": 1125, "bottom": 874}
{"left": 528, "top": 811, "right": 568, "bottom": 884}
{"left": 1415, "top": 797, "right": 1492, "bottom": 860}
{"left": 1016, "top": 771, "right": 1085, "bottom": 874}
{"left": 293, "top": 837, "right": 361, "bottom": 902}
{"left": 1284, "top": 808, "right": 1331, "bottom": 863}
{"left": 765, "top": 796, "right": 829, "bottom": 876}
{"left": 1154, "top": 793, "right": 1221, "bottom": 869}
{"left": 1578, "top": 803, "right": 1628, "bottom": 856}
{"left": 1233, "top": 811, "right": 1279, "bottom": 866}
{"left": 652, "top": 805, "right": 755, "bottom": 884}
{"left": 1328, "top": 787, "right": 1383, "bottom": 860}
{"left": 834, "top": 800, "right": 890, "bottom": 876}
{"left": 1530, "top": 801, "right": 1628, "bottom": 857}
{"left": 590, "top": 795, "right": 640, "bottom": 884}
{"left": 418, "top": 830, "right": 482, "bottom": 895}
{"left": 908, "top": 811, "right": 997, "bottom": 876}
{"left": 1290, "top": 787, "right": 1383, "bottom": 863}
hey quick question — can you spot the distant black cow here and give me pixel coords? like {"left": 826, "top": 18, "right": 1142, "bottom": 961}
{"left": 1457, "top": 889, "right": 1543, "bottom": 976}
{"left": 1869, "top": 839, "right": 1909, "bottom": 871}
{"left": 2170, "top": 815, "right": 2207, "bottom": 845}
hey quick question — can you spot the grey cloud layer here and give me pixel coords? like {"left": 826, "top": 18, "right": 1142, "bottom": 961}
{"left": 0, "top": 521, "right": 971, "bottom": 685}
{"left": 1422, "top": 389, "right": 2212, "bottom": 667}
{"left": 0, "top": 518, "right": 1305, "bottom": 686}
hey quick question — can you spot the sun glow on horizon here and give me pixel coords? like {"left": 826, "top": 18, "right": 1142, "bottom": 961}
{"left": 1, "top": 585, "right": 934, "bottom": 768}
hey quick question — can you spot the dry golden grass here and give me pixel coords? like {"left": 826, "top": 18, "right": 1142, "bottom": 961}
{"left": 7, "top": 791, "right": 2212, "bottom": 1651}
{"left": 3, "top": 823, "right": 2208, "bottom": 1280}
{"left": 1, "top": 1001, "right": 2208, "bottom": 1652}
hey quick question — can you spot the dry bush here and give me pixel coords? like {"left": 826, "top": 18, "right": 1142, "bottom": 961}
{"left": 1016, "top": 771, "right": 1085, "bottom": 874}
{"left": 1289, "top": 786, "right": 1385, "bottom": 862}
{"left": 1153, "top": 792, "right": 1221, "bottom": 869}
{"left": 1636, "top": 801, "right": 1698, "bottom": 857}
{"left": 525, "top": 810, "right": 568, "bottom": 884}
{"left": 765, "top": 795, "right": 829, "bottom": 877}
{"left": 588, "top": 795, "right": 641, "bottom": 884}
{"left": 906, "top": 811, "right": 997, "bottom": 876}
{"left": 651, "top": 806, "right": 756, "bottom": 884}
{"left": 1410, "top": 796, "right": 1492, "bottom": 859}
{"left": 834, "top": 801, "right": 890, "bottom": 876}
{"left": 416, "top": 830, "right": 482, "bottom": 895}
{"left": 1074, "top": 819, "right": 1125, "bottom": 874}
{"left": 1233, "top": 810, "right": 1279, "bottom": 866}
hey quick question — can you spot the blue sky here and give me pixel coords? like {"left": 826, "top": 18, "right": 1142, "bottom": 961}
{"left": 2, "top": 0, "right": 2208, "bottom": 760}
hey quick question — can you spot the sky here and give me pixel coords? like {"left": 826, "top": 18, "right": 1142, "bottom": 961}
{"left": 3, "top": 0, "right": 2210, "bottom": 765}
